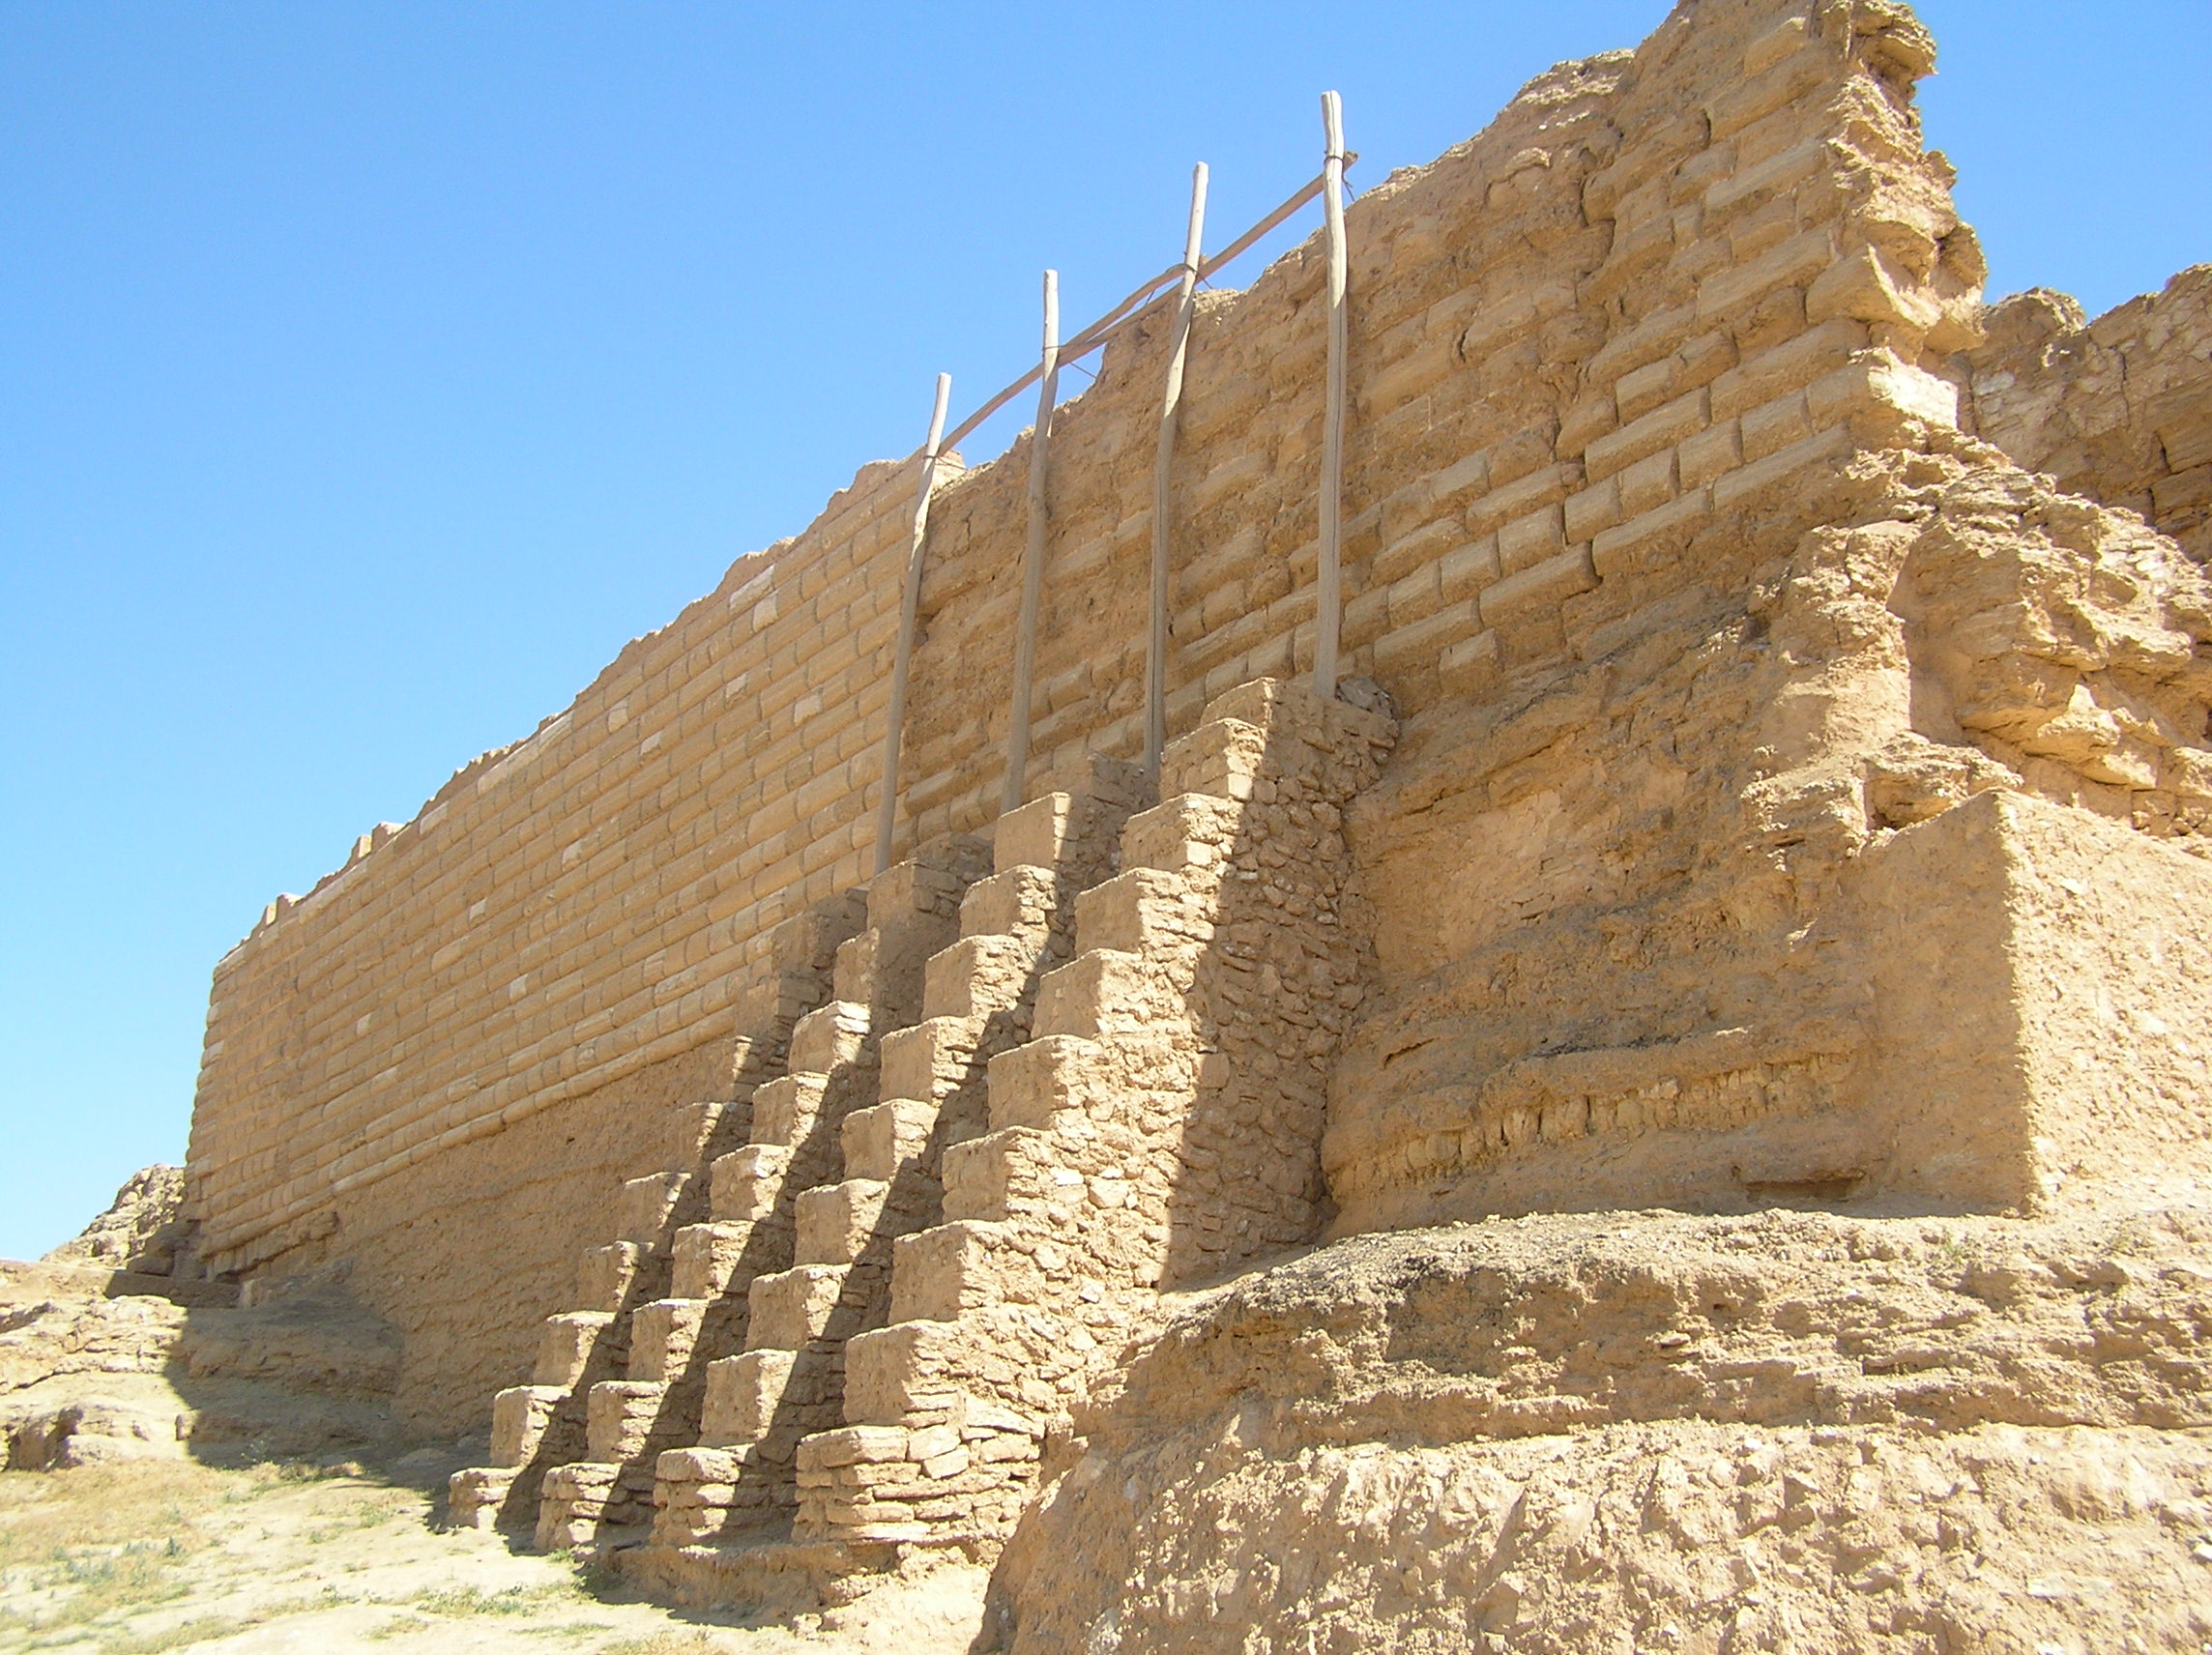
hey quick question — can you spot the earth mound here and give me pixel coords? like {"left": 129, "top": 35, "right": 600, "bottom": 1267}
{"left": 43, "top": 1164, "right": 189, "bottom": 1277}
{"left": 989, "top": 1207, "right": 2212, "bottom": 1653}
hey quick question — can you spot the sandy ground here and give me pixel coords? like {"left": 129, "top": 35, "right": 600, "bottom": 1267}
{"left": 0, "top": 1449, "right": 986, "bottom": 1654}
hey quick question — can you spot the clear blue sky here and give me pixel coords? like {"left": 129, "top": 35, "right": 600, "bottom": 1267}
{"left": 3, "top": 1, "right": 2206, "bottom": 1262}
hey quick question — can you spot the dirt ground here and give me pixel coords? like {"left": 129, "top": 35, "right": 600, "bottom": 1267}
{"left": 0, "top": 1448, "right": 986, "bottom": 1655}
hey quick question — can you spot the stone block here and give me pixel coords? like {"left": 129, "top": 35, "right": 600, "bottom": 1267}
{"left": 574, "top": 1241, "right": 644, "bottom": 1313}
{"left": 1591, "top": 488, "right": 1714, "bottom": 581}
{"left": 1858, "top": 791, "right": 2212, "bottom": 1213}
{"left": 1562, "top": 479, "right": 1622, "bottom": 546}
{"left": 701, "top": 1349, "right": 796, "bottom": 1443}
{"left": 986, "top": 1035, "right": 1109, "bottom": 1134}
{"left": 1385, "top": 562, "right": 1444, "bottom": 631}
{"left": 1709, "top": 424, "right": 1852, "bottom": 511}
{"left": 888, "top": 1221, "right": 1025, "bottom": 1323}
{"left": 1072, "top": 868, "right": 1200, "bottom": 957}
{"left": 795, "top": 1178, "right": 890, "bottom": 1266}
{"left": 993, "top": 793, "right": 1079, "bottom": 875}
{"left": 711, "top": 1144, "right": 789, "bottom": 1223}
{"left": 1585, "top": 388, "right": 1709, "bottom": 483}
{"left": 799, "top": 1425, "right": 913, "bottom": 1470}
{"left": 959, "top": 865, "right": 1062, "bottom": 943}
{"left": 447, "top": 1466, "right": 518, "bottom": 1530}
{"left": 1678, "top": 420, "right": 1743, "bottom": 488}
{"left": 788, "top": 999, "right": 870, "bottom": 1074}
{"left": 841, "top": 1320, "right": 967, "bottom": 1425}
{"left": 628, "top": 1297, "right": 708, "bottom": 1383}
{"left": 879, "top": 1016, "right": 980, "bottom": 1103}
{"left": 1478, "top": 547, "right": 1600, "bottom": 627}
{"left": 1464, "top": 463, "right": 1582, "bottom": 539}
{"left": 746, "top": 1263, "right": 850, "bottom": 1350}
{"left": 1497, "top": 502, "right": 1567, "bottom": 577}
{"left": 1033, "top": 949, "right": 1180, "bottom": 1041}
{"left": 749, "top": 1074, "right": 830, "bottom": 1148}
{"left": 1160, "top": 716, "right": 1269, "bottom": 802}
{"left": 534, "top": 1312, "right": 615, "bottom": 1388}
{"left": 1741, "top": 389, "right": 1814, "bottom": 461}
{"left": 656, "top": 1445, "right": 742, "bottom": 1485}
{"left": 1710, "top": 317, "right": 1865, "bottom": 420}
{"left": 1438, "top": 536, "right": 1502, "bottom": 603}
{"left": 1374, "top": 600, "right": 1485, "bottom": 680}
{"left": 1439, "top": 629, "right": 1503, "bottom": 698}
{"left": 615, "top": 1172, "right": 689, "bottom": 1246}
{"left": 842, "top": 1097, "right": 940, "bottom": 1183}
{"left": 924, "top": 932, "right": 1045, "bottom": 1023}
{"left": 586, "top": 1380, "right": 667, "bottom": 1463}
{"left": 1614, "top": 355, "right": 1680, "bottom": 423}
{"left": 1373, "top": 517, "right": 1463, "bottom": 588}
{"left": 1705, "top": 133, "right": 1826, "bottom": 218}
{"left": 671, "top": 1222, "right": 753, "bottom": 1300}
{"left": 1616, "top": 448, "right": 1679, "bottom": 518}
{"left": 1121, "top": 794, "right": 1237, "bottom": 875}
{"left": 941, "top": 1128, "right": 1059, "bottom": 1225}
{"left": 831, "top": 931, "right": 881, "bottom": 1007}
{"left": 1807, "top": 351, "right": 1961, "bottom": 436}
{"left": 1807, "top": 245, "right": 1945, "bottom": 334}
{"left": 489, "top": 1385, "right": 567, "bottom": 1468}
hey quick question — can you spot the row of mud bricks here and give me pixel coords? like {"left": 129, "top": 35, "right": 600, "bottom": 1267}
{"left": 450, "top": 677, "right": 1396, "bottom": 1557}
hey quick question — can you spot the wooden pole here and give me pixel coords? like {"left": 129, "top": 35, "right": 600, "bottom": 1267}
{"left": 1147, "top": 162, "right": 1208, "bottom": 783}
{"left": 874, "top": 371, "right": 952, "bottom": 875}
{"left": 1315, "top": 90, "right": 1349, "bottom": 701}
{"left": 935, "top": 161, "right": 1353, "bottom": 458}
{"left": 1197, "top": 162, "right": 1344, "bottom": 287}
{"left": 1003, "top": 270, "right": 1060, "bottom": 815}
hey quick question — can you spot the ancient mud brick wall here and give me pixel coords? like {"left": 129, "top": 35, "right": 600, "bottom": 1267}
{"left": 187, "top": 0, "right": 2212, "bottom": 1429}
{"left": 1967, "top": 267, "right": 2212, "bottom": 566}
{"left": 1319, "top": 3, "right": 2212, "bottom": 1234}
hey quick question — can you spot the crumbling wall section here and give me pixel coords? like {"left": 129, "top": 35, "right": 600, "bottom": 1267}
{"left": 1319, "top": 0, "right": 2212, "bottom": 1234}
{"left": 1967, "top": 267, "right": 2212, "bottom": 566}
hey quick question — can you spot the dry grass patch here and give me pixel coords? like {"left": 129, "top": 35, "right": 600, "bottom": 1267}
{"left": 99, "top": 1611, "right": 266, "bottom": 1653}
{"left": 0, "top": 1465, "right": 224, "bottom": 1643}
{"left": 0, "top": 1458, "right": 369, "bottom": 1648}
{"left": 0, "top": 1458, "right": 985, "bottom": 1652}
{"left": 0, "top": 1462, "right": 226, "bottom": 1563}
{"left": 401, "top": 1582, "right": 584, "bottom": 1618}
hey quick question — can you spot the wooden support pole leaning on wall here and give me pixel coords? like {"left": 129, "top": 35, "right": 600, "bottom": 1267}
{"left": 1314, "top": 89, "right": 1350, "bottom": 700}
{"left": 874, "top": 371, "right": 953, "bottom": 875}
{"left": 934, "top": 163, "right": 1352, "bottom": 461}
{"left": 1146, "top": 163, "right": 1209, "bottom": 784}
{"left": 1003, "top": 270, "right": 1061, "bottom": 815}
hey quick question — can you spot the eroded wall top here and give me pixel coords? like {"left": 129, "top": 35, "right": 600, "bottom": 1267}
{"left": 1968, "top": 266, "right": 2212, "bottom": 566}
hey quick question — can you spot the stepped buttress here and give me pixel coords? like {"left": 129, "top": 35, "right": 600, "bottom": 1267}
{"left": 791, "top": 680, "right": 1396, "bottom": 1547}
{"left": 649, "top": 766, "right": 1146, "bottom": 1550}
{"left": 446, "top": 891, "right": 863, "bottom": 1531}
{"left": 527, "top": 835, "right": 991, "bottom": 1549}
